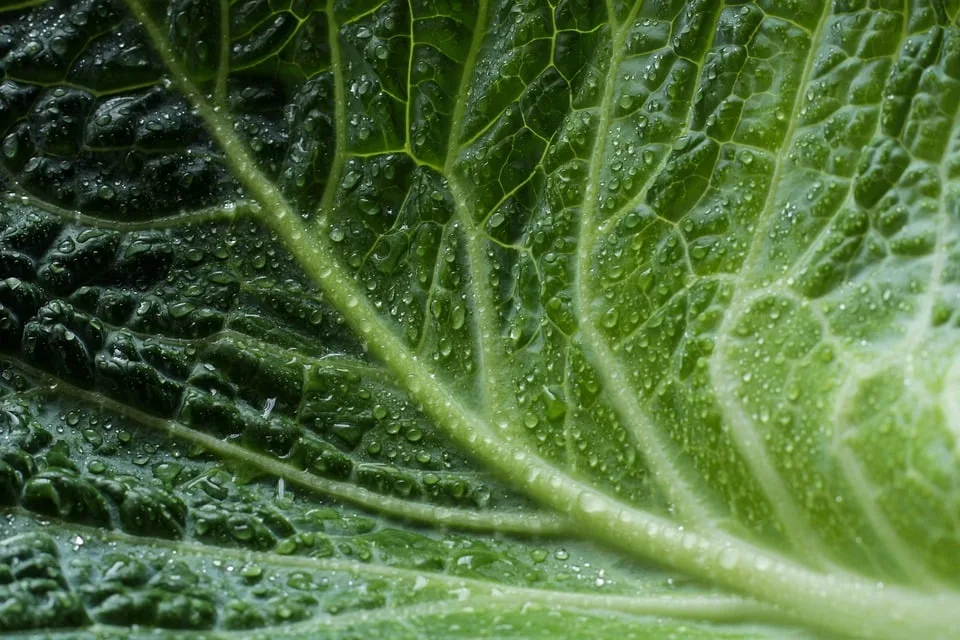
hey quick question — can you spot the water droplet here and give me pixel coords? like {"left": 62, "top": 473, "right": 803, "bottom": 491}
{"left": 718, "top": 547, "right": 740, "bottom": 570}
{"left": 578, "top": 492, "right": 605, "bottom": 514}
{"left": 450, "top": 305, "right": 466, "bottom": 330}
{"left": 49, "top": 35, "right": 69, "bottom": 56}
{"left": 1, "top": 134, "right": 18, "bottom": 159}
{"left": 342, "top": 171, "right": 361, "bottom": 190}
{"left": 87, "top": 460, "right": 107, "bottom": 474}
{"left": 23, "top": 156, "right": 41, "bottom": 173}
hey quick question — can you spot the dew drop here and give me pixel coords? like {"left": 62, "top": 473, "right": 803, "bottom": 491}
{"left": 1, "top": 134, "right": 17, "bottom": 159}
{"left": 718, "top": 547, "right": 740, "bottom": 571}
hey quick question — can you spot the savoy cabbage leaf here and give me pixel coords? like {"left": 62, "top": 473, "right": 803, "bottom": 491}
{"left": 0, "top": 0, "right": 959, "bottom": 637}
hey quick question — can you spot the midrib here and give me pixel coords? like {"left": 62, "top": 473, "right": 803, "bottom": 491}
{"left": 117, "top": 1, "right": 960, "bottom": 637}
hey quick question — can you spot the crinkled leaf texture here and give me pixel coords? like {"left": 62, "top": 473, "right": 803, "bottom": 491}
{"left": 0, "top": 0, "right": 958, "bottom": 638}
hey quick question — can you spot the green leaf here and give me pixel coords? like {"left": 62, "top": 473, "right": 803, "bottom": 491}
{"left": 1, "top": 0, "right": 959, "bottom": 637}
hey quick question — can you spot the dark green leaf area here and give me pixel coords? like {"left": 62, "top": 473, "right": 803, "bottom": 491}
{"left": 0, "top": 0, "right": 336, "bottom": 221}
{"left": 0, "top": 533, "right": 90, "bottom": 633}
{"left": 0, "top": 203, "right": 532, "bottom": 524}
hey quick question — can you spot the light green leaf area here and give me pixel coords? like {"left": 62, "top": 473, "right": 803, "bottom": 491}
{"left": 1, "top": 0, "right": 959, "bottom": 637}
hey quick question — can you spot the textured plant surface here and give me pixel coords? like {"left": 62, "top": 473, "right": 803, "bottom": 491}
{"left": 1, "top": 0, "right": 960, "bottom": 638}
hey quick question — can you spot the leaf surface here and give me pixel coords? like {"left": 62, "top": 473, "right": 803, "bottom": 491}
{"left": 1, "top": 0, "right": 959, "bottom": 637}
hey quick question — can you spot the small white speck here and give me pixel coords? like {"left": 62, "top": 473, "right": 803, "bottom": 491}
{"left": 262, "top": 397, "right": 277, "bottom": 418}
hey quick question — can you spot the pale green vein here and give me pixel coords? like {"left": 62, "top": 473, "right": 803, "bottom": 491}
{"left": 3, "top": 597, "right": 786, "bottom": 640}
{"left": 446, "top": 194, "right": 509, "bottom": 416}
{"left": 1, "top": 518, "right": 538, "bottom": 593}
{"left": 2, "top": 515, "right": 789, "bottom": 632}
{"left": 708, "top": 0, "right": 836, "bottom": 567}
{"left": 408, "top": 224, "right": 455, "bottom": 353}
{"left": 0, "top": 518, "right": 788, "bottom": 635}
{"left": 0, "top": 190, "right": 250, "bottom": 231}
{"left": 903, "top": 89, "right": 957, "bottom": 350}
{"left": 945, "top": 355, "right": 960, "bottom": 435}
{"left": 826, "top": 304, "right": 952, "bottom": 587}
{"left": 0, "top": 76, "right": 160, "bottom": 95}
{"left": 73, "top": 321, "right": 396, "bottom": 386}
{"left": 404, "top": 0, "right": 415, "bottom": 154}
{"left": 724, "top": 0, "right": 840, "bottom": 301}
{"left": 315, "top": 0, "right": 347, "bottom": 227}
{"left": 561, "top": 350, "right": 578, "bottom": 469}
{"left": 596, "top": 44, "right": 767, "bottom": 238}
{"left": 12, "top": 359, "right": 569, "bottom": 537}
{"left": 214, "top": 0, "right": 230, "bottom": 107}
{"left": 0, "top": 0, "right": 46, "bottom": 12}
{"left": 443, "top": 0, "right": 491, "bottom": 172}
{"left": 783, "top": 23, "right": 914, "bottom": 281}
{"left": 834, "top": 443, "right": 943, "bottom": 587}
{"left": 241, "top": 594, "right": 783, "bottom": 639}
{"left": 442, "top": 0, "right": 520, "bottom": 424}
{"left": 573, "top": 1, "right": 712, "bottom": 526}
{"left": 824, "top": 50, "right": 960, "bottom": 585}
{"left": 612, "top": 274, "right": 738, "bottom": 349}
{"left": 13, "top": 519, "right": 781, "bottom": 624}
{"left": 117, "top": 2, "right": 960, "bottom": 637}
{"left": 603, "top": 0, "right": 617, "bottom": 29}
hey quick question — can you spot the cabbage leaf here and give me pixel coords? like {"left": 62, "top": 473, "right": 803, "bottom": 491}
{"left": 1, "top": 0, "right": 959, "bottom": 637}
